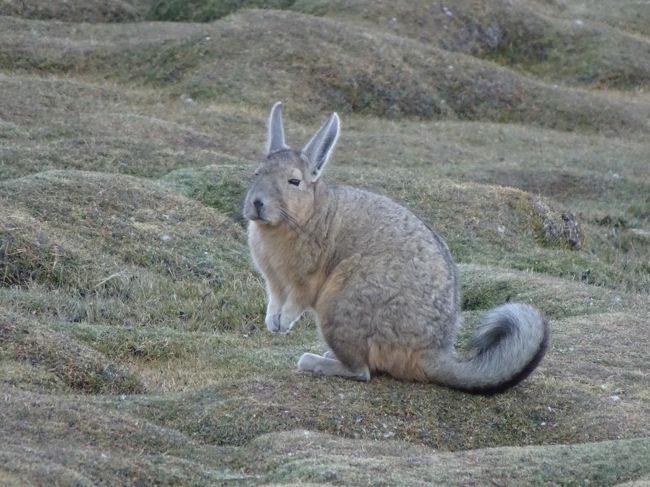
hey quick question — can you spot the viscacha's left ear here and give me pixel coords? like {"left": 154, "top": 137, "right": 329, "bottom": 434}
{"left": 301, "top": 112, "right": 340, "bottom": 181}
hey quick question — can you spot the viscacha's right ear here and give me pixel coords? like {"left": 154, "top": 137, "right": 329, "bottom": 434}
{"left": 266, "top": 101, "right": 289, "bottom": 156}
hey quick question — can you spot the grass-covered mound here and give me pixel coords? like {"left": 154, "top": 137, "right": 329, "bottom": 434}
{"left": 295, "top": 0, "right": 650, "bottom": 90}
{"left": 0, "top": 0, "right": 141, "bottom": 22}
{"left": 1, "top": 1, "right": 649, "bottom": 485}
{"left": 1, "top": 11, "right": 649, "bottom": 135}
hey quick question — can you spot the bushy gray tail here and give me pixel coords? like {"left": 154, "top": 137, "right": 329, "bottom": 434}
{"left": 425, "top": 303, "right": 549, "bottom": 394}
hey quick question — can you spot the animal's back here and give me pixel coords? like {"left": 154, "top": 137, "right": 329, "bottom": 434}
{"left": 315, "top": 185, "right": 461, "bottom": 379}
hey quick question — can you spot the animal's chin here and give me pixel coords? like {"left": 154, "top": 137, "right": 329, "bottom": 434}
{"left": 243, "top": 206, "right": 282, "bottom": 225}
{"left": 248, "top": 215, "right": 280, "bottom": 226}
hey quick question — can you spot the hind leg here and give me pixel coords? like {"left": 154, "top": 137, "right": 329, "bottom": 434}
{"left": 299, "top": 328, "right": 371, "bottom": 382}
{"left": 301, "top": 266, "right": 372, "bottom": 381}
{"left": 298, "top": 353, "right": 370, "bottom": 381}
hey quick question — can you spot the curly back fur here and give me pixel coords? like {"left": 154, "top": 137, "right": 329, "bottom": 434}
{"left": 243, "top": 102, "right": 549, "bottom": 393}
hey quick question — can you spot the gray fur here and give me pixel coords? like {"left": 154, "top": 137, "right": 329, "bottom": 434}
{"left": 243, "top": 103, "right": 549, "bottom": 394}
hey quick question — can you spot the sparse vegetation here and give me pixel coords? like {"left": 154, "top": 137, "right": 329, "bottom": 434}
{"left": 1, "top": 1, "right": 649, "bottom": 485}
{"left": 147, "top": 0, "right": 296, "bottom": 22}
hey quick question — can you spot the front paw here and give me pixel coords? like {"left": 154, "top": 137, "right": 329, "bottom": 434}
{"left": 265, "top": 312, "right": 282, "bottom": 333}
{"left": 279, "top": 308, "right": 301, "bottom": 332}
{"left": 265, "top": 304, "right": 303, "bottom": 333}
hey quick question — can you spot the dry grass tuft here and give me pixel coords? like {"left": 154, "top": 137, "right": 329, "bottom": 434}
{"left": 1, "top": 311, "right": 144, "bottom": 393}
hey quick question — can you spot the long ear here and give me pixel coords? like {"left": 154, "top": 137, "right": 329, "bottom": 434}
{"left": 301, "top": 112, "right": 340, "bottom": 181}
{"left": 266, "top": 101, "right": 289, "bottom": 155}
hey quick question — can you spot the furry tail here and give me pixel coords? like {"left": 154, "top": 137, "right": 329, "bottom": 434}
{"left": 425, "top": 303, "right": 549, "bottom": 394}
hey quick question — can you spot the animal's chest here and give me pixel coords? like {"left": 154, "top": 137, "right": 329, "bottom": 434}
{"left": 249, "top": 224, "right": 297, "bottom": 277}
{"left": 249, "top": 223, "right": 325, "bottom": 292}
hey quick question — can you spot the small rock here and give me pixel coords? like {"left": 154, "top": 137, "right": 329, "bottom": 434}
{"left": 532, "top": 199, "right": 583, "bottom": 249}
{"left": 324, "top": 471, "right": 338, "bottom": 482}
{"left": 160, "top": 234, "right": 172, "bottom": 243}
{"left": 181, "top": 94, "right": 197, "bottom": 107}
{"left": 630, "top": 228, "right": 650, "bottom": 238}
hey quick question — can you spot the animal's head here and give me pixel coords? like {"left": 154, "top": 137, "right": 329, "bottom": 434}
{"left": 243, "top": 102, "right": 340, "bottom": 226}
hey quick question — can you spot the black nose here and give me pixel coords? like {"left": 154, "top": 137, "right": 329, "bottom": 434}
{"left": 253, "top": 198, "right": 263, "bottom": 213}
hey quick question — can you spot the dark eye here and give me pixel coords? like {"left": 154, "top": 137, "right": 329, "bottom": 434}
{"left": 288, "top": 178, "right": 301, "bottom": 186}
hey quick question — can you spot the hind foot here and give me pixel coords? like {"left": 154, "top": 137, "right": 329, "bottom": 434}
{"left": 298, "top": 352, "right": 370, "bottom": 381}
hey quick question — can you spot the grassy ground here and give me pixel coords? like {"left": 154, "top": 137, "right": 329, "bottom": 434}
{"left": 1, "top": 1, "right": 649, "bottom": 485}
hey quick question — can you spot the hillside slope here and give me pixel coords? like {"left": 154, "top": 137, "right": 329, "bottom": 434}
{"left": 2, "top": 10, "right": 649, "bottom": 134}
